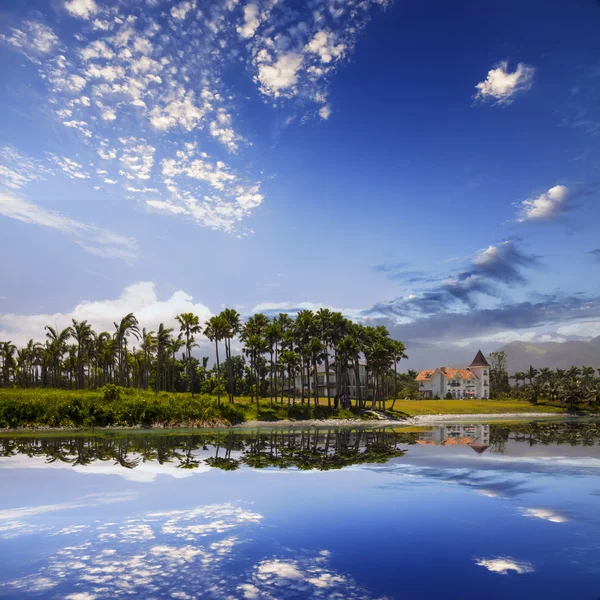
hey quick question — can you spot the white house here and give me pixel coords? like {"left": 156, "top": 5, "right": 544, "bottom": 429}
{"left": 416, "top": 424, "right": 490, "bottom": 454}
{"left": 416, "top": 350, "right": 490, "bottom": 399}
{"left": 294, "top": 360, "right": 368, "bottom": 398}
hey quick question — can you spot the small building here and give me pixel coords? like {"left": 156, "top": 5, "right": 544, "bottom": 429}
{"left": 416, "top": 350, "right": 490, "bottom": 399}
{"left": 294, "top": 360, "right": 368, "bottom": 399}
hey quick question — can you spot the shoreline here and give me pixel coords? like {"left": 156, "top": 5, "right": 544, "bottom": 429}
{"left": 0, "top": 412, "right": 581, "bottom": 434}
{"left": 234, "top": 412, "right": 572, "bottom": 429}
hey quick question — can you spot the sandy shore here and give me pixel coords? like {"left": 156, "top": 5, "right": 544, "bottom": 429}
{"left": 233, "top": 412, "right": 567, "bottom": 429}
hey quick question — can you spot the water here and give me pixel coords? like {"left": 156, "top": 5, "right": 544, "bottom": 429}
{"left": 0, "top": 420, "right": 599, "bottom": 599}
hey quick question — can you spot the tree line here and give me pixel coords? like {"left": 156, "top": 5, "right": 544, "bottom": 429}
{"left": 0, "top": 309, "right": 409, "bottom": 411}
{"left": 509, "top": 365, "right": 600, "bottom": 406}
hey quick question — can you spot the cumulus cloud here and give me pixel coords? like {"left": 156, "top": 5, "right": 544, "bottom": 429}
{"left": 474, "top": 557, "right": 534, "bottom": 575}
{"left": 248, "top": 0, "right": 387, "bottom": 115}
{"left": 474, "top": 61, "right": 535, "bottom": 105}
{"left": 0, "top": 192, "right": 139, "bottom": 263}
{"left": 257, "top": 53, "right": 304, "bottom": 96}
{"left": 0, "top": 281, "right": 211, "bottom": 347}
{"left": 237, "top": 4, "right": 261, "bottom": 39}
{"left": 64, "top": 0, "right": 98, "bottom": 19}
{"left": 516, "top": 184, "right": 569, "bottom": 222}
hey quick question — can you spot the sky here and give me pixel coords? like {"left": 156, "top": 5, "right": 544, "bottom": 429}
{"left": 1, "top": 0, "right": 600, "bottom": 368}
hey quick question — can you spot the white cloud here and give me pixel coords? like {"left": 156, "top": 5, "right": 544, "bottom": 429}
{"left": 171, "top": 1, "right": 194, "bottom": 20}
{"left": 64, "top": 0, "right": 98, "bottom": 19}
{"left": 0, "top": 21, "right": 59, "bottom": 62}
{"left": 474, "top": 557, "right": 534, "bottom": 575}
{"left": 517, "top": 184, "right": 569, "bottom": 222}
{"left": 0, "top": 146, "right": 53, "bottom": 190}
{"left": 306, "top": 31, "right": 345, "bottom": 64}
{"left": 257, "top": 53, "right": 304, "bottom": 96}
{"left": 521, "top": 508, "right": 568, "bottom": 523}
{"left": 556, "top": 320, "right": 600, "bottom": 339}
{"left": 149, "top": 89, "right": 206, "bottom": 131}
{"left": 237, "top": 4, "right": 261, "bottom": 39}
{"left": 146, "top": 200, "right": 187, "bottom": 214}
{"left": 250, "top": 300, "right": 364, "bottom": 320}
{"left": 47, "top": 154, "right": 90, "bottom": 180}
{"left": 62, "top": 120, "right": 93, "bottom": 138}
{"left": 0, "top": 281, "right": 211, "bottom": 347}
{"left": 0, "top": 192, "right": 139, "bottom": 264}
{"left": 0, "top": 493, "right": 134, "bottom": 522}
{"left": 474, "top": 60, "right": 535, "bottom": 105}
{"left": 319, "top": 104, "right": 331, "bottom": 119}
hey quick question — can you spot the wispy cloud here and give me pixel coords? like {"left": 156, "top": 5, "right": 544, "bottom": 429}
{"left": 474, "top": 61, "right": 535, "bottom": 106}
{"left": 0, "top": 192, "right": 139, "bottom": 262}
{"left": 367, "top": 240, "right": 539, "bottom": 318}
{"left": 586, "top": 248, "right": 600, "bottom": 262}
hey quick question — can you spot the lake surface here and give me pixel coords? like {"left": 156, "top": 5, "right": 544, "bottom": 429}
{"left": 1, "top": 420, "right": 599, "bottom": 599}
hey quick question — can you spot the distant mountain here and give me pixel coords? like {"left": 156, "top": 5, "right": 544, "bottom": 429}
{"left": 497, "top": 336, "right": 600, "bottom": 374}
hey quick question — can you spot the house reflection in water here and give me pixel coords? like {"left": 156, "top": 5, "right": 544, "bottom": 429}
{"left": 416, "top": 424, "right": 490, "bottom": 454}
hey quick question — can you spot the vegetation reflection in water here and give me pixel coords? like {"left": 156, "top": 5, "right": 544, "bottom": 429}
{"left": 2, "top": 421, "right": 599, "bottom": 472}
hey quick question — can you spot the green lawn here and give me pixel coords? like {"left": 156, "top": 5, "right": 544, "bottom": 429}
{"left": 383, "top": 398, "right": 566, "bottom": 416}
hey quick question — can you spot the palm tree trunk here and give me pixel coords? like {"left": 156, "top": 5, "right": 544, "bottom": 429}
{"left": 215, "top": 340, "right": 221, "bottom": 407}
{"left": 269, "top": 351, "right": 274, "bottom": 409}
{"left": 324, "top": 352, "right": 331, "bottom": 409}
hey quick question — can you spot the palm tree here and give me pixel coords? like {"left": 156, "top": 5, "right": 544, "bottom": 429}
{"left": 390, "top": 339, "right": 408, "bottom": 410}
{"left": 315, "top": 309, "right": 334, "bottom": 408}
{"left": 169, "top": 334, "right": 185, "bottom": 391}
{"left": 581, "top": 366, "right": 595, "bottom": 386}
{"left": 525, "top": 366, "right": 539, "bottom": 386}
{"left": 1, "top": 341, "right": 17, "bottom": 386}
{"left": 176, "top": 313, "right": 202, "bottom": 396}
{"left": 204, "top": 316, "right": 228, "bottom": 407}
{"left": 240, "top": 314, "right": 269, "bottom": 406}
{"left": 220, "top": 308, "right": 241, "bottom": 403}
{"left": 510, "top": 372, "right": 523, "bottom": 389}
{"left": 567, "top": 366, "right": 582, "bottom": 381}
{"left": 45, "top": 325, "right": 73, "bottom": 387}
{"left": 155, "top": 323, "right": 173, "bottom": 393}
{"left": 280, "top": 349, "right": 300, "bottom": 405}
{"left": 71, "top": 319, "right": 93, "bottom": 389}
{"left": 113, "top": 313, "right": 140, "bottom": 386}
{"left": 140, "top": 328, "right": 156, "bottom": 390}
{"left": 275, "top": 313, "right": 293, "bottom": 403}
{"left": 264, "top": 321, "right": 282, "bottom": 409}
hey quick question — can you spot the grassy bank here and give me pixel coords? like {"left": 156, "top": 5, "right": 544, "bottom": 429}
{"left": 0, "top": 387, "right": 365, "bottom": 429}
{"left": 0, "top": 387, "right": 584, "bottom": 429}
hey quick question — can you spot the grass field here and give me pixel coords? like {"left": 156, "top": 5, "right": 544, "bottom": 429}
{"left": 0, "top": 387, "right": 578, "bottom": 429}
{"left": 383, "top": 398, "right": 565, "bottom": 416}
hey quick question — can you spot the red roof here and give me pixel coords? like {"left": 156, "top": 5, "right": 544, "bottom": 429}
{"left": 416, "top": 367, "right": 477, "bottom": 381}
{"left": 469, "top": 350, "right": 489, "bottom": 367}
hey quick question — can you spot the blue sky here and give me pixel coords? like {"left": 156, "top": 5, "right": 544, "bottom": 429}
{"left": 1, "top": 0, "right": 600, "bottom": 366}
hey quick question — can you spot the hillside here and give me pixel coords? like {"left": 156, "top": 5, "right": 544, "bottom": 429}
{"left": 498, "top": 336, "right": 600, "bottom": 374}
